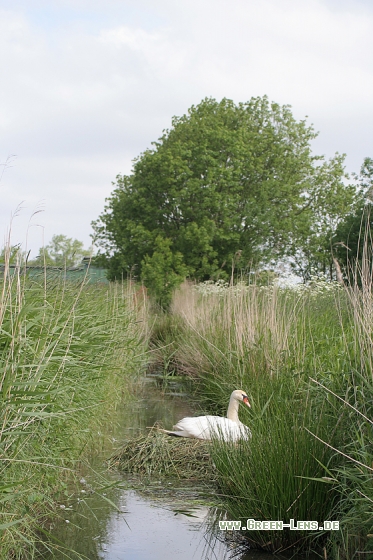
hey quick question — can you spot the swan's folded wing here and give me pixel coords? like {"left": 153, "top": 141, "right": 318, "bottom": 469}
{"left": 173, "top": 416, "right": 251, "bottom": 441}
{"left": 172, "top": 416, "right": 213, "bottom": 439}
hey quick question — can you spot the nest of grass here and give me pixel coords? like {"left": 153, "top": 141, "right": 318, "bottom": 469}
{"left": 109, "top": 426, "right": 216, "bottom": 481}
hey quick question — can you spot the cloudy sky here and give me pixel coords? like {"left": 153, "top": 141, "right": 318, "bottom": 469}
{"left": 1, "top": 0, "right": 372, "bottom": 257}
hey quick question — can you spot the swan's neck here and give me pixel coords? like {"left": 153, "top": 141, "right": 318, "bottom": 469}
{"left": 227, "top": 395, "right": 240, "bottom": 423}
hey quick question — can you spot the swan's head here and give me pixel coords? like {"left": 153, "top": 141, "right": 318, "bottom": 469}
{"left": 232, "top": 389, "right": 251, "bottom": 408}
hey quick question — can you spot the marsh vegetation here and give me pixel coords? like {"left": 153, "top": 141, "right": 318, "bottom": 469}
{"left": 1, "top": 239, "right": 373, "bottom": 560}
{"left": 144, "top": 277, "right": 373, "bottom": 559}
{"left": 0, "top": 248, "right": 148, "bottom": 558}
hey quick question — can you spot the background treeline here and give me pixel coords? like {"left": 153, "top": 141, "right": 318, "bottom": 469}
{"left": 92, "top": 96, "right": 372, "bottom": 306}
{"left": 0, "top": 235, "right": 91, "bottom": 268}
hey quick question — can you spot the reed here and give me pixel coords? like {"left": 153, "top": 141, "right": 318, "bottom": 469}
{"left": 170, "top": 280, "right": 346, "bottom": 398}
{"left": 312, "top": 242, "right": 373, "bottom": 559}
{"left": 154, "top": 279, "right": 365, "bottom": 555}
{"left": 0, "top": 247, "right": 147, "bottom": 558}
{"left": 208, "top": 375, "right": 343, "bottom": 553}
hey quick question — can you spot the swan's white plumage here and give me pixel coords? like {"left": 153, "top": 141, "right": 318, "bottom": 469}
{"left": 170, "top": 415, "right": 251, "bottom": 441}
{"left": 162, "top": 389, "right": 251, "bottom": 442}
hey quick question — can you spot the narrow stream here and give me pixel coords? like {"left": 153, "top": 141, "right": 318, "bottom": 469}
{"left": 42, "top": 379, "right": 294, "bottom": 560}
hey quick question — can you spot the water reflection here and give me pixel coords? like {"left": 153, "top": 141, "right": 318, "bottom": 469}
{"left": 99, "top": 490, "right": 238, "bottom": 560}
{"left": 119, "top": 379, "right": 194, "bottom": 437}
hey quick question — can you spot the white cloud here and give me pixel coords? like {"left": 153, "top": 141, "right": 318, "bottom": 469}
{"left": 0, "top": 0, "right": 372, "bottom": 255}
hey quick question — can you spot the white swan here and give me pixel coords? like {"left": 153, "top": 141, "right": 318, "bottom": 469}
{"left": 161, "top": 389, "right": 251, "bottom": 442}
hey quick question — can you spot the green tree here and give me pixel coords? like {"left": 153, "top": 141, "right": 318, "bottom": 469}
{"left": 93, "top": 96, "right": 355, "bottom": 283}
{"left": 32, "top": 235, "right": 90, "bottom": 267}
{"left": 284, "top": 152, "right": 358, "bottom": 281}
{"left": 0, "top": 245, "right": 23, "bottom": 265}
{"left": 332, "top": 157, "right": 373, "bottom": 278}
{"left": 141, "top": 236, "right": 188, "bottom": 308}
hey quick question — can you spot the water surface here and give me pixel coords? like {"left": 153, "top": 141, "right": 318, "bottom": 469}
{"left": 44, "top": 380, "right": 294, "bottom": 560}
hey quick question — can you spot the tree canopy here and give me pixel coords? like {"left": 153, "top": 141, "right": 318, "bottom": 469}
{"left": 93, "top": 96, "right": 356, "bottom": 289}
{"left": 332, "top": 157, "right": 373, "bottom": 279}
{"left": 31, "top": 235, "right": 90, "bottom": 267}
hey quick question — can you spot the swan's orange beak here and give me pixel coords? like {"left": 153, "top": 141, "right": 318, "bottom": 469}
{"left": 243, "top": 396, "right": 251, "bottom": 407}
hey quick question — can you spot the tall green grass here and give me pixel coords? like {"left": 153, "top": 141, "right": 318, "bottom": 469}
{"left": 0, "top": 247, "right": 148, "bottom": 558}
{"left": 160, "top": 279, "right": 371, "bottom": 556}
{"left": 317, "top": 250, "right": 373, "bottom": 559}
